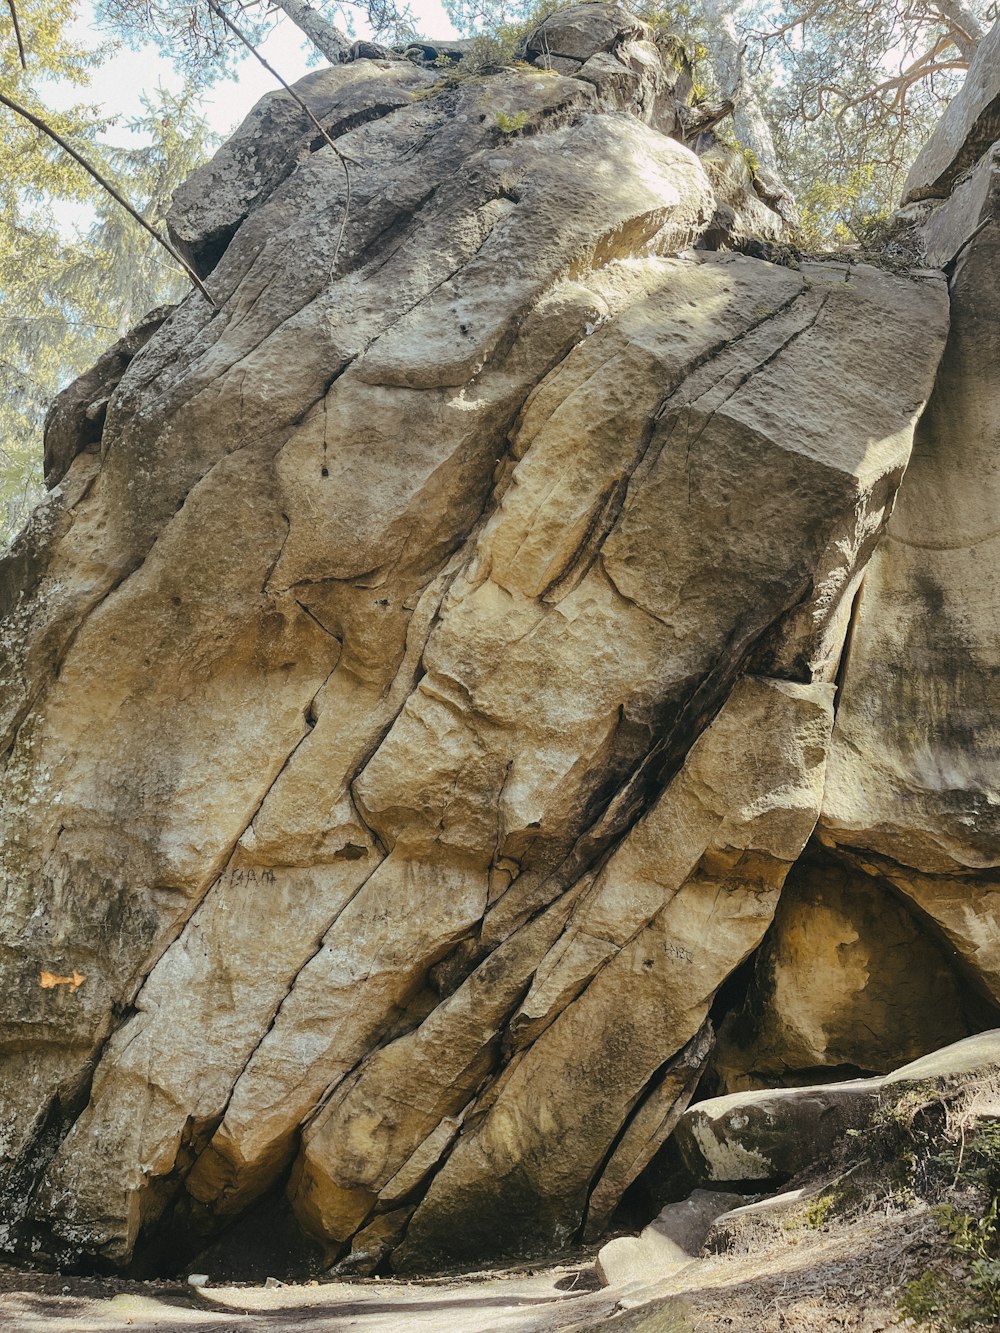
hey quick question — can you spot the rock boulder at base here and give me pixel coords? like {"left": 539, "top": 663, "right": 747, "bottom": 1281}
{"left": 669, "top": 1030, "right": 1000, "bottom": 1190}
{"left": 595, "top": 1189, "right": 744, "bottom": 1288}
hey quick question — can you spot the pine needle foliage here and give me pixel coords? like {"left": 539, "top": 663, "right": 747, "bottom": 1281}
{"left": 0, "top": 0, "right": 216, "bottom": 546}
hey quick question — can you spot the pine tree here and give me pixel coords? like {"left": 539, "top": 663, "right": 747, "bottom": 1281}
{"left": 1, "top": 0, "right": 100, "bottom": 540}
{"left": 0, "top": 0, "right": 216, "bottom": 546}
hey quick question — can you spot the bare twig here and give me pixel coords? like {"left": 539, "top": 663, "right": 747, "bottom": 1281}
{"left": 832, "top": 48, "right": 967, "bottom": 121}
{"left": 749, "top": 0, "right": 825, "bottom": 45}
{"left": 0, "top": 90, "right": 217, "bottom": 305}
{"left": 5, "top": 0, "right": 26, "bottom": 69}
{"left": 1, "top": 314, "right": 120, "bottom": 331}
{"left": 206, "top": 0, "right": 352, "bottom": 272}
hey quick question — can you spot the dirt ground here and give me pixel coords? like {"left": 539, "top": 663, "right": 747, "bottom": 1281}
{"left": 657, "top": 1202, "right": 940, "bottom": 1332}
{"left": 0, "top": 1202, "right": 940, "bottom": 1333}
{"left": 9, "top": 1073, "right": 993, "bottom": 1333}
{"left": 1, "top": 1260, "right": 619, "bottom": 1332}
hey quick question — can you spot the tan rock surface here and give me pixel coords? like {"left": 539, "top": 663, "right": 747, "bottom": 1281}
{"left": 821, "top": 136, "right": 1000, "bottom": 1007}
{"left": 712, "top": 851, "right": 976, "bottom": 1090}
{"left": 0, "top": 2, "right": 957, "bottom": 1277}
{"left": 391, "top": 678, "right": 833, "bottom": 1268}
{"left": 4, "top": 1037, "right": 998, "bottom": 1330}
{"left": 903, "top": 17, "right": 1000, "bottom": 202}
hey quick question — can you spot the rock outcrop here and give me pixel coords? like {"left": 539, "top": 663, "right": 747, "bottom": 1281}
{"left": 669, "top": 1029, "right": 1000, "bottom": 1189}
{"left": 817, "top": 23, "right": 1000, "bottom": 1027}
{"left": 0, "top": 1, "right": 992, "bottom": 1281}
{"left": 685, "top": 21, "right": 1000, "bottom": 1106}
{"left": 903, "top": 15, "right": 1000, "bottom": 203}
{"left": 2, "top": 1032, "right": 998, "bottom": 1330}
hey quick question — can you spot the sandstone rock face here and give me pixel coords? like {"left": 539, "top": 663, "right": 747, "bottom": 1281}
{"left": 0, "top": 3, "right": 970, "bottom": 1278}
{"left": 903, "top": 17, "right": 1000, "bottom": 202}
{"left": 711, "top": 850, "right": 976, "bottom": 1091}
{"left": 820, "top": 92, "right": 1000, "bottom": 1015}
{"left": 43, "top": 307, "right": 174, "bottom": 490}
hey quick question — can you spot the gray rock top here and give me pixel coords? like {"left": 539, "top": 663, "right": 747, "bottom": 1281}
{"left": 903, "top": 17, "right": 1000, "bottom": 201}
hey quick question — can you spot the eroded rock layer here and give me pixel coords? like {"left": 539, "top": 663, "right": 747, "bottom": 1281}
{"left": 0, "top": 2, "right": 987, "bottom": 1277}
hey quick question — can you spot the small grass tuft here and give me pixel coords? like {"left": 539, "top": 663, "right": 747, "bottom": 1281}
{"left": 802, "top": 1193, "right": 834, "bottom": 1229}
{"left": 494, "top": 110, "right": 529, "bottom": 135}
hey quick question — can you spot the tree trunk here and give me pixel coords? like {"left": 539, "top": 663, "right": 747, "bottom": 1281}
{"left": 699, "top": 0, "right": 797, "bottom": 222}
{"left": 932, "top": 0, "right": 984, "bottom": 63}
{"left": 269, "top": 0, "right": 350, "bottom": 62}
{"left": 699, "top": 0, "right": 781, "bottom": 174}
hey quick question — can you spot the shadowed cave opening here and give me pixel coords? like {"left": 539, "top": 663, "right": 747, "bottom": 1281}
{"left": 614, "top": 843, "right": 1000, "bottom": 1237}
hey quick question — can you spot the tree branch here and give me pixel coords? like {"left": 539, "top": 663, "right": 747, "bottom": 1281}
{"left": 831, "top": 46, "right": 968, "bottom": 120}
{"left": 5, "top": 0, "right": 26, "bottom": 69}
{"left": 0, "top": 91, "right": 217, "bottom": 306}
{"left": 928, "top": 0, "right": 984, "bottom": 61}
{"left": 749, "top": 0, "right": 825, "bottom": 45}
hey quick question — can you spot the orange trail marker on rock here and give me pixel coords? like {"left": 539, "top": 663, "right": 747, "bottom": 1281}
{"left": 40, "top": 970, "right": 86, "bottom": 993}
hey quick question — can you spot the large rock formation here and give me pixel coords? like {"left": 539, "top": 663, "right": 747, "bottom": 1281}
{"left": 0, "top": 1, "right": 994, "bottom": 1279}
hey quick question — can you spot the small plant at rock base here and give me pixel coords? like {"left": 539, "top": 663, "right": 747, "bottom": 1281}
{"left": 934, "top": 1119, "right": 1000, "bottom": 1195}
{"left": 899, "top": 1200, "right": 1000, "bottom": 1330}
{"left": 456, "top": 31, "right": 513, "bottom": 73}
{"left": 494, "top": 110, "right": 529, "bottom": 135}
{"left": 900, "top": 1269, "right": 963, "bottom": 1330}
{"left": 741, "top": 144, "right": 761, "bottom": 177}
{"left": 410, "top": 78, "right": 449, "bottom": 102}
{"left": 803, "top": 1193, "right": 834, "bottom": 1229}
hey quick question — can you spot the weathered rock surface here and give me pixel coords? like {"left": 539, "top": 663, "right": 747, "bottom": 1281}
{"left": 7, "top": 1055, "right": 999, "bottom": 1331}
{"left": 391, "top": 677, "right": 834, "bottom": 1269}
{"left": 0, "top": 1, "right": 983, "bottom": 1282}
{"left": 711, "top": 850, "right": 977, "bottom": 1091}
{"left": 669, "top": 1030, "right": 1000, "bottom": 1189}
{"left": 43, "top": 307, "right": 175, "bottom": 490}
{"left": 595, "top": 1188, "right": 742, "bottom": 1288}
{"left": 820, "top": 78, "right": 1000, "bottom": 1015}
{"left": 903, "top": 16, "right": 1000, "bottom": 202}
